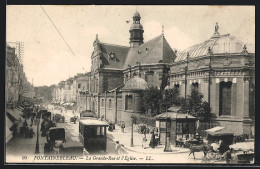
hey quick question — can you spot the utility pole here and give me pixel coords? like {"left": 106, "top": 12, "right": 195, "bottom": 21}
{"left": 164, "top": 91, "right": 172, "bottom": 152}
{"left": 130, "top": 114, "right": 136, "bottom": 147}
{"left": 35, "top": 101, "right": 40, "bottom": 154}
{"left": 185, "top": 53, "right": 189, "bottom": 100}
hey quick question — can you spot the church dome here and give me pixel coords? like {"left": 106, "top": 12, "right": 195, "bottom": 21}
{"left": 175, "top": 34, "right": 255, "bottom": 62}
{"left": 122, "top": 76, "right": 148, "bottom": 91}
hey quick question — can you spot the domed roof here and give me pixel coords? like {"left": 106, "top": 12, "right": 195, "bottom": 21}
{"left": 130, "top": 23, "right": 143, "bottom": 30}
{"left": 175, "top": 34, "right": 255, "bottom": 61}
{"left": 122, "top": 76, "right": 148, "bottom": 91}
{"left": 133, "top": 11, "right": 140, "bottom": 18}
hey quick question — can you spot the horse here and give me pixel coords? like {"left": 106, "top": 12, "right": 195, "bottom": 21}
{"left": 188, "top": 144, "right": 213, "bottom": 159}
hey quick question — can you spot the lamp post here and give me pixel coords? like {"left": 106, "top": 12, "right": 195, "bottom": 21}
{"left": 35, "top": 114, "right": 40, "bottom": 154}
{"left": 163, "top": 91, "right": 172, "bottom": 152}
{"left": 130, "top": 114, "right": 136, "bottom": 147}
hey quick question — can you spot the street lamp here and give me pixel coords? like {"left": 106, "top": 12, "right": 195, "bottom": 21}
{"left": 163, "top": 91, "right": 172, "bottom": 152}
{"left": 35, "top": 115, "right": 40, "bottom": 154}
{"left": 130, "top": 114, "right": 136, "bottom": 147}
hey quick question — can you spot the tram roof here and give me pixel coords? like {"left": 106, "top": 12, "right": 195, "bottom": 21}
{"left": 79, "top": 118, "right": 109, "bottom": 126}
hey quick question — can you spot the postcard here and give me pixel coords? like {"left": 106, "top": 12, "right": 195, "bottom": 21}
{"left": 5, "top": 5, "right": 255, "bottom": 164}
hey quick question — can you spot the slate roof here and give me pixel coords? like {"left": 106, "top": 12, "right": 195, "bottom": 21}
{"left": 123, "top": 35, "right": 176, "bottom": 68}
{"left": 95, "top": 34, "right": 177, "bottom": 70}
{"left": 98, "top": 43, "right": 130, "bottom": 69}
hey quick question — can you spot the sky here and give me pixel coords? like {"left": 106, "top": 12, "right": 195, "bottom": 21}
{"left": 6, "top": 5, "right": 255, "bottom": 87}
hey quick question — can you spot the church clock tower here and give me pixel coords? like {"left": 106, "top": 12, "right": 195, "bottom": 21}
{"left": 129, "top": 11, "right": 144, "bottom": 48}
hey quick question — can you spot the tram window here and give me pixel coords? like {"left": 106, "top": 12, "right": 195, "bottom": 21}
{"left": 86, "top": 127, "right": 97, "bottom": 137}
{"left": 97, "top": 127, "right": 101, "bottom": 135}
{"left": 79, "top": 123, "right": 84, "bottom": 135}
{"left": 108, "top": 99, "right": 112, "bottom": 109}
{"left": 97, "top": 127, "right": 104, "bottom": 136}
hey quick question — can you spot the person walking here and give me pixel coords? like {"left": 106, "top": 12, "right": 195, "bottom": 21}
{"left": 115, "top": 141, "right": 122, "bottom": 155}
{"left": 121, "top": 122, "right": 125, "bottom": 133}
{"left": 23, "top": 119, "right": 28, "bottom": 127}
{"left": 29, "top": 124, "right": 34, "bottom": 138}
{"left": 31, "top": 115, "right": 34, "bottom": 125}
{"left": 142, "top": 135, "right": 148, "bottom": 149}
{"left": 149, "top": 131, "right": 156, "bottom": 149}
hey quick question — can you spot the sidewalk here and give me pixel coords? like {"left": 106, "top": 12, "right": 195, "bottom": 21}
{"left": 6, "top": 118, "right": 46, "bottom": 157}
{"left": 107, "top": 124, "right": 190, "bottom": 154}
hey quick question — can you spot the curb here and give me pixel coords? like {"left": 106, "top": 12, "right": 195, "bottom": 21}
{"left": 107, "top": 135, "right": 190, "bottom": 154}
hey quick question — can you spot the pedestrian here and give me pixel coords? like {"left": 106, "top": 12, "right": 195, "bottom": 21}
{"left": 108, "top": 122, "right": 113, "bottom": 132}
{"left": 53, "top": 140, "right": 62, "bottom": 155}
{"left": 223, "top": 148, "right": 232, "bottom": 164}
{"left": 29, "top": 124, "right": 34, "bottom": 138}
{"left": 83, "top": 148, "right": 89, "bottom": 156}
{"left": 142, "top": 136, "right": 148, "bottom": 149}
{"left": 101, "top": 115, "right": 104, "bottom": 121}
{"left": 149, "top": 131, "right": 156, "bottom": 149}
{"left": 121, "top": 122, "right": 125, "bottom": 133}
{"left": 31, "top": 115, "right": 34, "bottom": 125}
{"left": 23, "top": 119, "right": 28, "bottom": 127}
{"left": 211, "top": 140, "right": 220, "bottom": 152}
{"left": 115, "top": 141, "right": 122, "bottom": 155}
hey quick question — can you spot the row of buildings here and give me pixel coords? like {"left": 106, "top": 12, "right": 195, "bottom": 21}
{"left": 6, "top": 43, "right": 35, "bottom": 107}
{"left": 6, "top": 43, "right": 36, "bottom": 143}
{"left": 53, "top": 11, "right": 255, "bottom": 138}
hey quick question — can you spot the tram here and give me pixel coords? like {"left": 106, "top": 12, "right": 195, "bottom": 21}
{"left": 78, "top": 112, "right": 109, "bottom": 152}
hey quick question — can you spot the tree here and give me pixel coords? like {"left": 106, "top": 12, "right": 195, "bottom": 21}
{"left": 160, "top": 88, "right": 180, "bottom": 112}
{"left": 143, "top": 86, "right": 162, "bottom": 116}
{"left": 178, "top": 90, "right": 211, "bottom": 121}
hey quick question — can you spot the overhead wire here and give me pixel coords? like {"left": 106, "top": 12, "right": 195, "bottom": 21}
{"left": 40, "top": 5, "right": 75, "bottom": 57}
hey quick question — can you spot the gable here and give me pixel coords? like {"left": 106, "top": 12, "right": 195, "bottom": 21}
{"left": 124, "top": 35, "right": 176, "bottom": 68}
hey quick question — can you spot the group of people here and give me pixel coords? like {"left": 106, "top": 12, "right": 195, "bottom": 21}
{"left": 209, "top": 139, "right": 234, "bottom": 163}
{"left": 21, "top": 119, "right": 34, "bottom": 138}
{"left": 40, "top": 116, "right": 56, "bottom": 137}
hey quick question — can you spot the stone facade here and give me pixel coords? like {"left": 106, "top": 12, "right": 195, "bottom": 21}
{"left": 6, "top": 44, "right": 34, "bottom": 106}
{"left": 51, "top": 12, "right": 255, "bottom": 136}
{"left": 169, "top": 32, "right": 255, "bottom": 136}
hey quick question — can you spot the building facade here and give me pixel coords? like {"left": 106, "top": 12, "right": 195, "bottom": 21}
{"left": 170, "top": 28, "right": 255, "bottom": 136}
{"left": 52, "top": 11, "right": 255, "bottom": 136}
{"left": 6, "top": 44, "right": 34, "bottom": 106}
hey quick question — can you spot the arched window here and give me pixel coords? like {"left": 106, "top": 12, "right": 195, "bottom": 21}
{"left": 108, "top": 99, "right": 112, "bottom": 109}
{"left": 191, "top": 82, "right": 199, "bottom": 92}
{"left": 125, "top": 95, "right": 133, "bottom": 111}
{"left": 219, "top": 81, "right": 232, "bottom": 116}
{"left": 174, "top": 84, "right": 180, "bottom": 93}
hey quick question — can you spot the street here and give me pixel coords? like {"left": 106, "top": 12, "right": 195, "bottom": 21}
{"left": 53, "top": 108, "right": 118, "bottom": 155}
{"left": 6, "top": 106, "right": 208, "bottom": 163}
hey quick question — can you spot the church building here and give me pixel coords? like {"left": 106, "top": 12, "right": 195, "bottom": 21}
{"left": 84, "top": 11, "right": 255, "bottom": 137}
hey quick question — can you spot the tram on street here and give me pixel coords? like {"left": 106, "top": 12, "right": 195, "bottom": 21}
{"left": 78, "top": 113, "right": 109, "bottom": 152}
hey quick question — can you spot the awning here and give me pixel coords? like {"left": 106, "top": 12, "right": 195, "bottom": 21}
{"left": 6, "top": 115, "right": 13, "bottom": 130}
{"left": 205, "top": 126, "right": 234, "bottom": 136}
{"left": 6, "top": 126, "right": 13, "bottom": 143}
{"left": 155, "top": 112, "right": 197, "bottom": 120}
{"left": 229, "top": 142, "right": 254, "bottom": 151}
{"left": 14, "top": 108, "right": 24, "bottom": 117}
{"left": 205, "top": 126, "right": 225, "bottom": 132}
{"left": 6, "top": 109, "right": 23, "bottom": 121}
